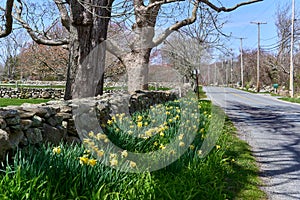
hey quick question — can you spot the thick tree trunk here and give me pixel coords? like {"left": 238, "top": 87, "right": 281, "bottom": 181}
{"left": 64, "top": 0, "right": 112, "bottom": 100}
{"left": 124, "top": 49, "right": 151, "bottom": 93}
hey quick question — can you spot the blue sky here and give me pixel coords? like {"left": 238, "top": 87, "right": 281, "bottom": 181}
{"left": 220, "top": 0, "right": 299, "bottom": 55}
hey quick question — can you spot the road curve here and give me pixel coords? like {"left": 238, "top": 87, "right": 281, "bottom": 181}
{"left": 204, "top": 86, "right": 300, "bottom": 200}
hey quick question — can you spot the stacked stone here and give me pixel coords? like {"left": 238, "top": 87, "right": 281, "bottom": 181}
{"left": 0, "top": 88, "right": 65, "bottom": 99}
{"left": 0, "top": 89, "right": 188, "bottom": 161}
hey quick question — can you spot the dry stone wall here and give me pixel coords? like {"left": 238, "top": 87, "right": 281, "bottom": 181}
{"left": 0, "top": 89, "right": 184, "bottom": 161}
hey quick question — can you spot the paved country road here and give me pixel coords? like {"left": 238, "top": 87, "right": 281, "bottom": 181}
{"left": 204, "top": 86, "right": 300, "bottom": 200}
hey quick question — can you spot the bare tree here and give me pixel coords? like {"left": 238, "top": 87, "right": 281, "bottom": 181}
{"left": 0, "top": 31, "right": 27, "bottom": 80}
{"left": 161, "top": 5, "right": 227, "bottom": 87}
{"left": 107, "top": 0, "right": 263, "bottom": 93}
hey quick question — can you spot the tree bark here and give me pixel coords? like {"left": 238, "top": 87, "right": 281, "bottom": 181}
{"left": 124, "top": 49, "right": 151, "bottom": 92}
{"left": 64, "top": 0, "right": 112, "bottom": 100}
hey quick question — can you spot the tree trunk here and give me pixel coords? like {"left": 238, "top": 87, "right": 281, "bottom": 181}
{"left": 64, "top": 0, "right": 112, "bottom": 100}
{"left": 124, "top": 49, "right": 151, "bottom": 93}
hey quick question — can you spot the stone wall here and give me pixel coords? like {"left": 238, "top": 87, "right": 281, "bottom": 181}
{"left": 0, "top": 89, "right": 183, "bottom": 161}
{"left": 0, "top": 88, "right": 64, "bottom": 99}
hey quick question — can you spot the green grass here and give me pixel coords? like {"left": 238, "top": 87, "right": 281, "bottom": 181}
{"left": 0, "top": 84, "right": 65, "bottom": 89}
{"left": 279, "top": 97, "right": 300, "bottom": 104}
{"left": 0, "top": 98, "right": 50, "bottom": 107}
{"left": 0, "top": 94, "right": 266, "bottom": 199}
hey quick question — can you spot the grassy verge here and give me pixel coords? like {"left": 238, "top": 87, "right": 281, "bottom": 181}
{"left": 0, "top": 90, "right": 265, "bottom": 199}
{"left": 0, "top": 98, "right": 50, "bottom": 107}
{"left": 279, "top": 97, "right": 300, "bottom": 104}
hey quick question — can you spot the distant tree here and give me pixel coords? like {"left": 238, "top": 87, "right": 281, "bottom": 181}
{"left": 17, "top": 42, "right": 68, "bottom": 81}
{"left": 161, "top": 5, "right": 227, "bottom": 87}
{"left": 0, "top": 31, "right": 26, "bottom": 80}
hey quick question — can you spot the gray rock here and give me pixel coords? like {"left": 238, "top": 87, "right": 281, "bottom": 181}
{"left": 19, "top": 111, "right": 36, "bottom": 118}
{"left": 6, "top": 116, "right": 21, "bottom": 125}
{"left": 25, "top": 128, "right": 43, "bottom": 144}
{"left": 9, "top": 129, "right": 24, "bottom": 148}
{"left": 46, "top": 115, "right": 63, "bottom": 127}
{"left": 0, "top": 118, "right": 7, "bottom": 129}
{"left": 32, "top": 115, "right": 43, "bottom": 127}
{"left": 20, "top": 119, "right": 33, "bottom": 130}
{"left": 42, "top": 124, "right": 64, "bottom": 145}
{"left": 0, "top": 109, "right": 18, "bottom": 118}
{"left": 56, "top": 112, "right": 72, "bottom": 120}
{"left": 0, "top": 129, "right": 11, "bottom": 160}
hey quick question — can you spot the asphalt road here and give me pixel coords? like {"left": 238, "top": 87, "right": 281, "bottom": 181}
{"left": 204, "top": 86, "right": 300, "bottom": 200}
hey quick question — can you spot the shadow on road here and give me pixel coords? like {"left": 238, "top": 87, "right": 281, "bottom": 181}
{"left": 224, "top": 102, "right": 300, "bottom": 199}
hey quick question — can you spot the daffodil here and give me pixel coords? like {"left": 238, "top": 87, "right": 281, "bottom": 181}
{"left": 197, "top": 150, "right": 203, "bottom": 156}
{"left": 137, "top": 115, "right": 143, "bottom": 122}
{"left": 159, "top": 132, "right": 164, "bottom": 137}
{"left": 179, "top": 141, "right": 185, "bottom": 147}
{"left": 137, "top": 122, "right": 143, "bottom": 128}
{"left": 88, "top": 159, "right": 97, "bottom": 166}
{"left": 96, "top": 133, "right": 107, "bottom": 140}
{"left": 178, "top": 134, "right": 184, "bottom": 140}
{"left": 110, "top": 158, "right": 118, "bottom": 166}
{"left": 52, "top": 146, "right": 61, "bottom": 155}
{"left": 170, "top": 150, "right": 176, "bottom": 155}
{"left": 216, "top": 145, "right": 221, "bottom": 150}
{"left": 107, "top": 120, "right": 113, "bottom": 125}
{"left": 121, "top": 150, "right": 128, "bottom": 158}
{"left": 128, "top": 130, "right": 133, "bottom": 135}
{"left": 189, "top": 145, "right": 195, "bottom": 150}
{"left": 97, "top": 150, "right": 104, "bottom": 157}
{"left": 129, "top": 161, "right": 137, "bottom": 168}
{"left": 79, "top": 156, "right": 89, "bottom": 165}
{"left": 88, "top": 131, "right": 94, "bottom": 137}
{"left": 159, "top": 144, "right": 166, "bottom": 150}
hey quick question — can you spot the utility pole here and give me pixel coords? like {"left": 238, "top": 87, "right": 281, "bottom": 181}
{"left": 238, "top": 37, "right": 246, "bottom": 88}
{"left": 290, "top": 0, "right": 295, "bottom": 97}
{"left": 251, "top": 21, "right": 267, "bottom": 92}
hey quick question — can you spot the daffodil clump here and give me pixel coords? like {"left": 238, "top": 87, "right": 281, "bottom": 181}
{"left": 79, "top": 98, "right": 213, "bottom": 172}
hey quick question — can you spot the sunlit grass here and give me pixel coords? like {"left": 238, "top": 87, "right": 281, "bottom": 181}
{"left": 280, "top": 97, "right": 300, "bottom": 104}
{"left": 0, "top": 98, "right": 50, "bottom": 107}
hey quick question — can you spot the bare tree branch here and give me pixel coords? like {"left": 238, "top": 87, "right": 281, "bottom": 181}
{"left": 201, "top": 0, "right": 263, "bottom": 13}
{"left": 153, "top": 0, "right": 200, "bottom": 46}
{"left": 0, "top": 0, "right": 14, "bottom": 38}
{"left": 13, "top": 0, "right": 69, "bottom": 46}
{"left": 146, "top": 0, "right": 184, "bottom": 10}
{"left": 54, "top": 0, "right": 70, "bottom": 31}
